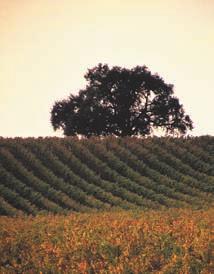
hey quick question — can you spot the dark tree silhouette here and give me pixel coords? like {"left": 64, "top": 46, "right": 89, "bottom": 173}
{"left": 51, "top": 63, "right": 193, "bottom": 137}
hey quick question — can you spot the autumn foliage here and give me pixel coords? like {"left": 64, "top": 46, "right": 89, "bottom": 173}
{"left": 0, "top": 208, "right": 213, "bottom": 273}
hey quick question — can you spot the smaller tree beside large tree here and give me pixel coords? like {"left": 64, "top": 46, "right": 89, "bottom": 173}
{"left": 51, "top": 64, "right": 193, "bottom": 137}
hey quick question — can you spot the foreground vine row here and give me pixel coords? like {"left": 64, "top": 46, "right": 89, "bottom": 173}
{"left": 0, "top": 208, "right": 213, "bottom": 273}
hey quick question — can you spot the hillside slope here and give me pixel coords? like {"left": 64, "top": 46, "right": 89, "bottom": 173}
{"left": 0, "top": 136, "right": 213, "bottom": 215}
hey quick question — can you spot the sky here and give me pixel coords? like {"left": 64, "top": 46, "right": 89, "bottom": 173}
{"left": 0, "top": 0, "right": 214, "bottom": 137}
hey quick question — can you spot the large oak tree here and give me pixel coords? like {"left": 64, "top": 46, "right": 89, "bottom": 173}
{"left": 51, "top": 64, "right": 193, "bottom": 137}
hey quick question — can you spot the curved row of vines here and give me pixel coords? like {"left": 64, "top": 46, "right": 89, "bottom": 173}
{"left": 0, "top": 136, "right": 213, "bottom": 215}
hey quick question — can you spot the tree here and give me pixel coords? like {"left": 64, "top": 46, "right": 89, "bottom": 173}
{"left": 51, "top": 63, "right": 193, "bottom": 137}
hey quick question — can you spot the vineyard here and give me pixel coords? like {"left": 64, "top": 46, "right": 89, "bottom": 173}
{"left": 0, "top": 136, "right": 213, "bottom": 214}
{"left": 0, "top": 208, "right": 213, "bottom": 273}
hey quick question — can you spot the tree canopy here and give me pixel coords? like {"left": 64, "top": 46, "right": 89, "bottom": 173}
{"left": 51, "top": 63, "right": 193, "bottom": 137}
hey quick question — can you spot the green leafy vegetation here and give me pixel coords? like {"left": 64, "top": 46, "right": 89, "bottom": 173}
{"left": 0, "top": 136, "right": 213, "bottom": 215}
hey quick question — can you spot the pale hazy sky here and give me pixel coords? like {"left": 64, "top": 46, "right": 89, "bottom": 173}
{"left": 0, "top": 0, "right": 214, "bottom": 137}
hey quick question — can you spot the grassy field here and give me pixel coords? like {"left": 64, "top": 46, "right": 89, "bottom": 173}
{"left": 0, "top": 136, "right": 214, "bottom": 214}
{"left": 0, "top": 208, "right": 213, "bottom": 273}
